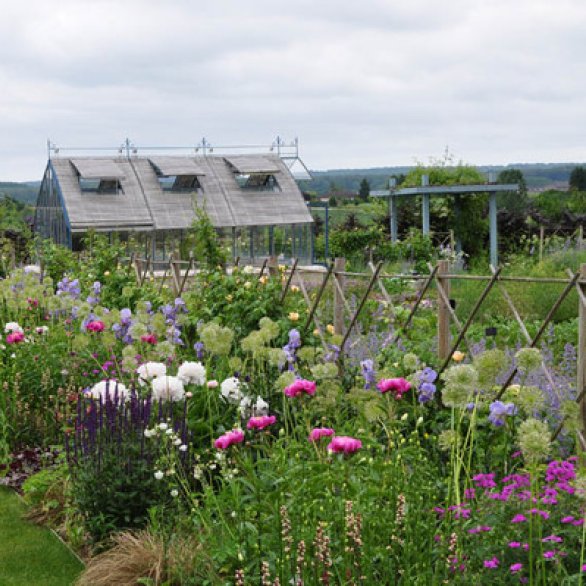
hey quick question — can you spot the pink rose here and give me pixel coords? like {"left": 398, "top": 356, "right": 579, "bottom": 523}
{"left": 214, "top": 429, "right": 245, "bottom": 449}
{"left": 327, "top": 436, "right": 362, "bottom": 454}
{"left": 207, "top": 380, "right": 219, "bottom": 389}
{"left": 86, "top": 320, "right": 105, "bottom": 333}
{"left": 247, "top": 415, "right": 277, "bottom": 431}
{"left": 284, "top": 379, "right": 316, "bottom": 398}
{"left": 309, "top": 427, "right": 335, "bottom": 442}
{"left": 6, "top": 331, "right": 25, "bottom": 344}
{"left": 376, "top": 377, "right": 411, "bottom": 399}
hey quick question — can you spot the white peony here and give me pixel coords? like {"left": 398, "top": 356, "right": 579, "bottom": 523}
{"left": 177, "top": 361, "right": 206, "bottom": 385}
{"left": 221, "top": 377, "right": 242, "bottom": 404}
{"left": 137, "top": 362, "right": 167, "bottom": 386}
{"left": 253, "top": 396, "right": 269, "bottom": 416}
{"left": 152, "top": 375, "right": 185, "bottom": 402}
{"left": 5, "top": 322, "right": 23, "bottom": 334}
{"left": 87, "top": 380, "right": 129, "bottom": 402}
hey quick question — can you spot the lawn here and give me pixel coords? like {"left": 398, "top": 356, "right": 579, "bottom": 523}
{"left": 0, "top": 487, "right": 83, "bottom": 586}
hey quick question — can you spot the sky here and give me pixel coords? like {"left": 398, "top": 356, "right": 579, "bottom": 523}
{"left": 1, "top": 0, "right": 586, "bottom": 181}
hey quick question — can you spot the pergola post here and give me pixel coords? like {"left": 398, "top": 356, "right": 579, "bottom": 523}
{"left": 489, "top": 192, "right": 498, "bottom": 267}
{"left": 453, "top": 194, "right": 462, "bottom": 253}
{"left": 421, "top": 175, "right": 430, "bottom": 235}
{"left": 388, "top": 177, "right": 398, "bottom": 242}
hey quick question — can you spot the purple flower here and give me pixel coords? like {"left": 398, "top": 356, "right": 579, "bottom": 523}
{"left": 543, "top": 551, "right": 556, "bottom": 559}
{"left": 510, "top": 563, "right": 523, "bottom": 573}
{"left": 511, "top": 514, "right": 527, "bottom": 524}
{"left": 360, "top": 359, "right": 376, "bottom": 389}
{"left": 483, "top": 557, "right": 499, "bottom": 569}
{"left": 194, "top": 341, "right": 205, "bottom": 359}
{"left": 488, "top": 400, "right": 517, "bottom": 426}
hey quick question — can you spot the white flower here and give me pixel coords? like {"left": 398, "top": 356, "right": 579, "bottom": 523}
{"left": 87, "top": 380, "right": 129, "bottom": 402}
{"left": 158, "top": 422, "right": 168, "bottom": 431}
{"left": 242, "top": 265, "right": 254, "bottom": 274}
{"left": 170, "top": 489, "right": 179, "bottom": 498}
{"left": 179, "top": 444, "right": 188, "bottom": 452}
{"left": 173, "top": 437, "right": 182, "bottom": 446}
{"left": 136, "top": 362, "right": 167, "bottom": 386}
{"left": 154, "top": 470, "right": 164, "bottom": 480}
{"left": 165, "top": 428, "right": 173, "bottom": 436}
{"left": 239, "top": 395, "right": 252, "bottom": 417}
{"left": 5, "top": 322, "right": 23, "bottom": 334}
{"left": 23, "top": 265, "right": 41, "bottom": 274}
{"left": 152, "top": 376, "right": 185, "bottom": 402}
{"left": 35, "top": 326, "right": 49, "bottom": 335}
{"left": 400, "top": 413, "right": 408, "bottom": 421}
{"left": 221, "top": 377, "right": 242, "bottom": 404}
{"left": 253, "top": 396, "right": 269, "bottom": 416}
{"left": 177, "top": 361, "right": 206, "bottom": 385}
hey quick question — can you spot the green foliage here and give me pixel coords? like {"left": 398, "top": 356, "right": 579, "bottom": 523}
{"left": 358, "top": 177, "right": 370, "bottom": 201}
{"left": 185, "top": 206, "right": 227, "bottom": 269}
{"left": 569, "top": 166, "right": 586, "bottom": 191}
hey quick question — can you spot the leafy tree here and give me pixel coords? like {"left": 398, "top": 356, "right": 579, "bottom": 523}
{"left": 569, "top": 166, "right": 586, "bottom": 191}
{"left": 185, "top": 206, "right": 227, "bottom": 269}
{"left": 358, "top": 178, "right": 371, "bottom": 201}
{"left": 328, "top": 195, "right": 338, "bottom": 207}
{"left": 496, "top": 169, "right": 528, "bottom": 214}
{"left": 497, "top": 169, "right": 527, "bottom": 198}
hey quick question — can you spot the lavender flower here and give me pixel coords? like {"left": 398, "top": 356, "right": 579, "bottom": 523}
{"left": 488, "top": 400, "right": 517, "bottom": 427}
{"left": 360, "top": 359, "right": 376, "bottom": 389}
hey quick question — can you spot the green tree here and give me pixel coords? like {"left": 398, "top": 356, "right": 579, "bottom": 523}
{"left": 358, "top": 178, "right": 370, "bottom": 201}
{"left": 569, "top": 166, "right": 586, "bottom": 191}
{"left": 496, "top": 169, "right": 528, "bottom": 214}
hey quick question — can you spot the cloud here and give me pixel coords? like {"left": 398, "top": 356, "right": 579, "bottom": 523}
{"left": 0, "top": 0, "right": 585, "bottom": 180}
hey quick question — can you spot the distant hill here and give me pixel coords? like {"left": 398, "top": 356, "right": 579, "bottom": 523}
{"left": 0, "top": 182, "right": 39, "bottom": 205}
{"left": 302, "top": 163, "right": 580, "bottom": 195}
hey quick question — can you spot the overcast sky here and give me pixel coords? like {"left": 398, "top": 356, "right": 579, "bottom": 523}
{"left": 1, "top": 0, "right": 585, "bottom": 180}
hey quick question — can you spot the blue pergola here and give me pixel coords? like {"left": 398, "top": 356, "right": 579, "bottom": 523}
{"left": 372, "top": 174, "right": 519, "bottom": 267}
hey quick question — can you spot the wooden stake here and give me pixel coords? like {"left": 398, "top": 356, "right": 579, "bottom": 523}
{"left": 437, "top": 260, "right": 451, "bottom": 362}
{"left": 333, "top": 258, "right": 346, "bottom": 337}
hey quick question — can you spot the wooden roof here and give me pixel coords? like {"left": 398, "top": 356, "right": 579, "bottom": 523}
{"left": 47, "top": 154, "right": 312, "bottom": 232}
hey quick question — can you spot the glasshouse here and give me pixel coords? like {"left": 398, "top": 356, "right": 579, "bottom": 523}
{"left": 33, "top": 152, "right": 314, "bottom": 263}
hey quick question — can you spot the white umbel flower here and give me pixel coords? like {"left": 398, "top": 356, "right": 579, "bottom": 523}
{"left": 152, "top": 375, "right": 185, "bottom": 402}
{"left": 177, "top": 361, "right": 206, "bottom": 385}
{"left": 5, "top": 322, "right": 23, "bottom": 334}
{"left": 87, "top": 380, "right": 129, "bottom": 402}
{"left": 137, "top": 361, "right": 167, "bottom": 386}
{"left": 220, "top": 377, "right": 242, "bottom": 404}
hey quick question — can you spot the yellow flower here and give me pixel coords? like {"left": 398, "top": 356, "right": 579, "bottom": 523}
{"left": 244, "top": 281, "right": 251, "bottom": 289}
{"left": 313, "top": 328, "right": 320, "bottom": 336}
{"left": 104, "top": 271, "right": 110, "bottom": 277}
{"left": 452, "top": 351, "right": 466, "bottom": 362}
{"left": 326, "top": 324, "right": 335, "bottom": 335}
{"left": 279, "top": 264, "right": 286, "bottom": 272}
{"left": 291, "top": 285, "right": 300, "bottom": 293}
{"left": 226, "top": 294, "right": 233, "bottom": 302}
{"left": 289, "top": 312, "right": 299, "bottom": 322}
{"left": 259, "top": 276, "right": 268, "bottom": 285}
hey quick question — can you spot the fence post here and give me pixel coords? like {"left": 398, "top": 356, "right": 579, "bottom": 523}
{"left": 437, "top": 260, "right": 451, "bottom": 361}
{"left": 579, "top": 264, "right": 586, "bottom": 436}
{"left": 539, "top": 226, "right": 545, "bottom": 262}
{"left": 333, "top": 257, "right": 346, "bottom": 336}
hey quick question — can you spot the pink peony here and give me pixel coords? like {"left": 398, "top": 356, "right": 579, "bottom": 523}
{"left": 140, "top": 334, "right": 157, "bottom": 344}
{"left": 86, "top": 320, "right": 105, "bottom": 332}
{"left": 327, "top": 436, "right": 362, "bottom": 454}
{"left": 247, "top": 415, "right": 277, "bottom": 431}
{"left": 309, "top": 427, "right": 335, "bottom": 442}
{"left": 510, "top": 563, "right": 523, "bottom": 574}
{"left": 376, "top": 377, "right": 411, "bottom": 398}
{"left": 214, "top": 429, "right": 245, "bottom": 449}
{"left": 6, "top": 331, "right": 25, "bottom": 344}
{"left": 284, "top": 379, "right": 316, "bottom": 398}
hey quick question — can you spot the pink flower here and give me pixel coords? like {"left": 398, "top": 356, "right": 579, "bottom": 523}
{"left": 508, "top": 542, "right": 522, "bottom": 548}
{"left": 207, "top": 380, "right": 218, "bottom": 389}
{"left": 542, "top": 535, "right": 563, "bottom": 543}
{"left": 247, "top": 415, "right": 276, "bottom": 431}
{"left": 309, "top": 427, "right": 335, "bottom": 442}
{"left": 86, "top": 320, "right": 105, "bottom": 332}
{"left": 284, "top": 379, "right": 316, "bottom": 398}
{"left": 483, "top": 557, "right": 499, "bottom": 569}
{"left": 543, "top": 551, "right": 556, "bottom": 559}
{"left": 140, "top": 334, "right": 157, "bottom": 344}
{"left": 376, "top": 377, "right": 411, "bottom": 398}
{"left": 6, "top": 331, "right": 25, "bottom": 344}
{"left": 214, "top": 429, "right": 245, "bottom": 449}
{"left": 511, "top": 514, "right": 527, "bottom": 523}
{"left": 561, "top": 516, "right": 575, "bottom": 524}
{"left": 510, "top": 563, "right": 523, "bottom": 573}
{"left": 327, "top": 436, "right": 362, "bottom": 454}
{"left": 582, "top": 564, "right": 586, "bottom": 572}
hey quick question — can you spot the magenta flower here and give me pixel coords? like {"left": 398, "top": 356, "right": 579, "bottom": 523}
{"left": 473, "top": 473, "right": 497, "bottom": 489}
{"left": 308, "top": 427, "right": 335, "bottom": 442}
{"left": 86, "top": 320, "right": 105, "bottom": 332}
{"left": 327, "top": 436, "right": 362, "bottom": 454}
{"left": 561, "top": 516, "right": 575, "bottom": 524}
{"left": 246, "top": 415, "right": 276, "bottom": 431}
{"left": 376, "top": 377, "right": 411, "bottom": 398}
{"left": 284, "top": 379, "right": 317, "bottom": 398}
{"left": 582, "top": 564, "right": 586, "bottom": 572}
{"left": 6, "top": 331, "right": 25, "bottom": 344}
{"left": 510, "top": 563, "right": 523, "bottom": 573}
{"left": 508, "top": 542, "right": 522, "bottom": 548}
{"left": 483, "top": 557, "right": 499, "bottom": 569}
{"left": 530, "top": 508, "right": 550, "bottom": 520}
{"left": 543, "top": 551, "right": 556, "bottom": 559}
{"left": 214, "top": 429, "right": 245, "bottom": 449}
{"left": 542, "top": 535, "right": 563, "bottom": 543}
{"left": 511, "top": 514, "right": 527, "bottom": 523}
{"left": 140, "top": 334, "right": 157, "bottom": 345}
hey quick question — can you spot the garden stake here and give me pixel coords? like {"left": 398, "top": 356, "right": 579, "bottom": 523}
{"left": 438, "top": 266, "right": 502, "bottom": 375}
{"left": 258, "top": 258, "right": 268, "bottom": 279}
{"left": 302, "top": 262, "right": 334, "bottom": 334}
{"left": 340, "top": 261, "right": 383, "bottom": 354}
{"left": 179, "top": 257, "right": 194, "bottom": 296}
{"left": 297, "top": 271, "right": 329, "bottom": 352}
{"left": 399, "top": 263, "right": 438, "bottom": 333}
{"left": 496, "top": 269, "right": 581, "bottom": 400}
{"left": 280, "top": 258, "right": 299, "bottom": 303}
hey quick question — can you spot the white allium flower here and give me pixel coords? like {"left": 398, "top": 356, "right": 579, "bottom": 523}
{"left": 177, "top": 361, "right": 206, "bottom": 385}
{"left": 152, "top": 375, "right": 185, "bottom": 402}
{"left": 5, "top": 322, "right": 23, "bottom": 334}
{"left": 87, "top": 380, "right": 129, "bottom": 402}
{"left": 154, "top": 470, "right": 164, "bottom": 480}
{"left": 221, "top": 377, "right": 242, "bottom": 404}
{"left": 136, "top": 361, "right": 167, "bottom": 386}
